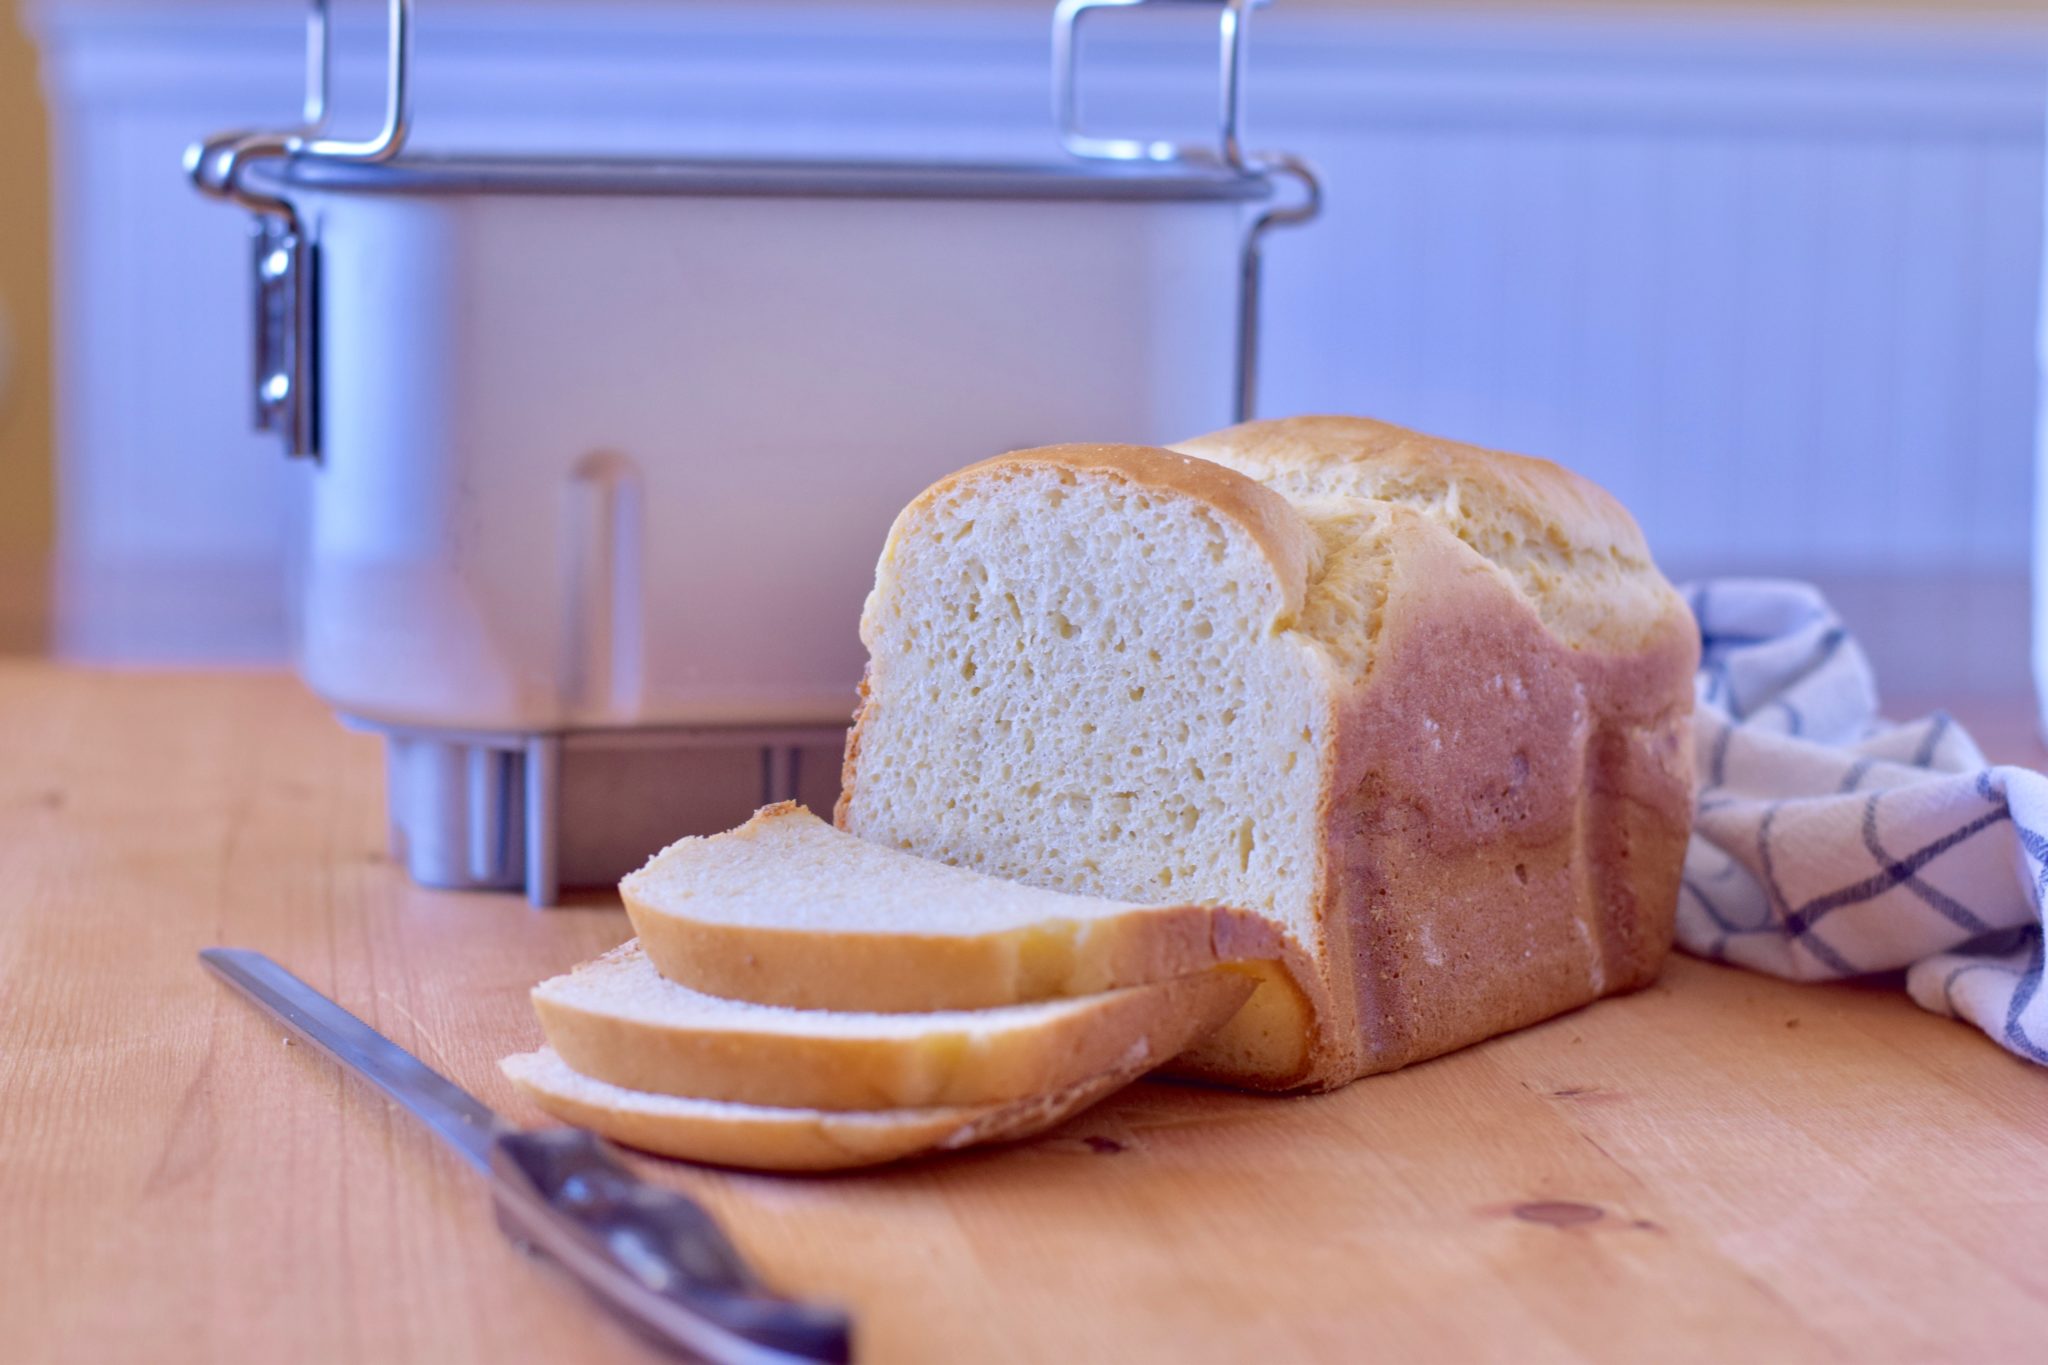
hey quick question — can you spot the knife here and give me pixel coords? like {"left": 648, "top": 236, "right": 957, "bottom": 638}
{"left": 199, "top": 947, "right": 853, "bottom": 1364}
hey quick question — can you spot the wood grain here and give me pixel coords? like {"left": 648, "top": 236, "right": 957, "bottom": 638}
{"left": 2, "top": 664, "right": 2046, "bottom": 1364}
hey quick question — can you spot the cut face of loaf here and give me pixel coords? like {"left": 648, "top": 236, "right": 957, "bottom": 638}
{"left": 837, "top": 427, "right": 1698, "bottom": 1090}
{"left": 622, "top": 802, "right": 1284, "bottom": 1012}
{"left": 532, "top": 939, "right": 1254, "bottom": 1111}
{"left": 839, "top": 444, "right": 1346, "bottom": 1084}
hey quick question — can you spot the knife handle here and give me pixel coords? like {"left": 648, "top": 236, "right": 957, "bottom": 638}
{"left": 489, "top": 1128, "right": 852, "bottom": 1364}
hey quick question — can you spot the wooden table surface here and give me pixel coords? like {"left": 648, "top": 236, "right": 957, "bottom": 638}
{"left": 4, "top": 664, "right": 2048, "bottom": 1364}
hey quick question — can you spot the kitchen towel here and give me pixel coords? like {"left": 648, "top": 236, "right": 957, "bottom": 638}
{"left": 1681, "top": 578, "right": 2048, "bottom": 1064}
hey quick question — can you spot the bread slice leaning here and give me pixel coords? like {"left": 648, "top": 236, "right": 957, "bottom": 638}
{"left": 621, "top": 802, "right": 1282, "bottom": 1012}
{"left": 535, "top": 940, "right": 1254, "bottom": 1111}
{"left": 501, "top": 1047, "right": 1143, "bottom": 1172}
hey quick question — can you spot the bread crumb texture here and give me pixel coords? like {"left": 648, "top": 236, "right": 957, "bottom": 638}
{"left": 851, "top": 451, "right": 1325, "bottom": 929}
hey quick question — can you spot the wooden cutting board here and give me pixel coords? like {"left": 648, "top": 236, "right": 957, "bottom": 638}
{"left": 2, "top": 664, "right": 2044, "bottom": 1364}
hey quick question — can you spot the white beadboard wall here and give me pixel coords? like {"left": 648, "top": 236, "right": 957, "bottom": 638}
{"left": 27, "top": 2, "right": 2048, "bottom": 695}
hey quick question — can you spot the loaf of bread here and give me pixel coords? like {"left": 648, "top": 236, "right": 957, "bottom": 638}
{"left": 501, "top": 1046, "right": 1153, "bottom": 1172}
{"left": 837, "top": 415, "right": 1697, "bottom": 1091}
{"left": 532, "top": 938, "right": 1253, "bottom": 1110}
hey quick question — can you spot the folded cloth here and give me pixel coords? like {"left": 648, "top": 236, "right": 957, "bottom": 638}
{"left": 1681, "top": 578, "right": 2048, "bottom": 1064}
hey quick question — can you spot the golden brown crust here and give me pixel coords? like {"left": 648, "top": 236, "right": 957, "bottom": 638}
{"left": 1177, "top": 415, "right": 1680, "bottom": 655}
{"left": 1163, "top": 416, "right": 1696, "bottom": 1088}
{"left": 1176, "top": 415, "right": 1652, "bottom": 570}
{"left": 1303, "top": 517, "right": 1695, "bottom": 1085}
{"left": 535, "top": 951, "right": 1255, "bottom": 1111}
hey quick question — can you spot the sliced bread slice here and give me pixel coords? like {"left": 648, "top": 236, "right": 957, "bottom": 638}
{"left": 532, "top": 940, "right": 1253, "bottom": 1110}
{"left": 621, "top": 802, "right": 1281, "bottom": 1012}
{"left": 500, "top": 1047, "right": 1142, "bottom": 1172}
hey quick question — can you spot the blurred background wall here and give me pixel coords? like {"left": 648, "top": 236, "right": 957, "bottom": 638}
{"left": 5, "top": 0, "right": 2047, "bottom": 695}
{"left": 1, "top": 0, "right": 51, "bottom": 651}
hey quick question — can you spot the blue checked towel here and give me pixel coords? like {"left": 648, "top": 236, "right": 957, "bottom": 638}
{"left": 1682, "top": 579, "right": 2048, "bottom": 1063}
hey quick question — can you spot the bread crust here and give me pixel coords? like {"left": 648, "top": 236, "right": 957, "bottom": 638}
{"left": 535, "top": 942, "right": 1256, "bottom": 1110}
{"left": 1179, "top": 416, "right": 1697, "bottom": 1086}
{"left": 1311, "top": 516, "right": 1694, "bottom": 1081}
{"left": 1178, "top": 415, "right": 1678, "bottom": 654}
{"left": 1174, "top": 416, "right": 1650, "bottom": 581}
